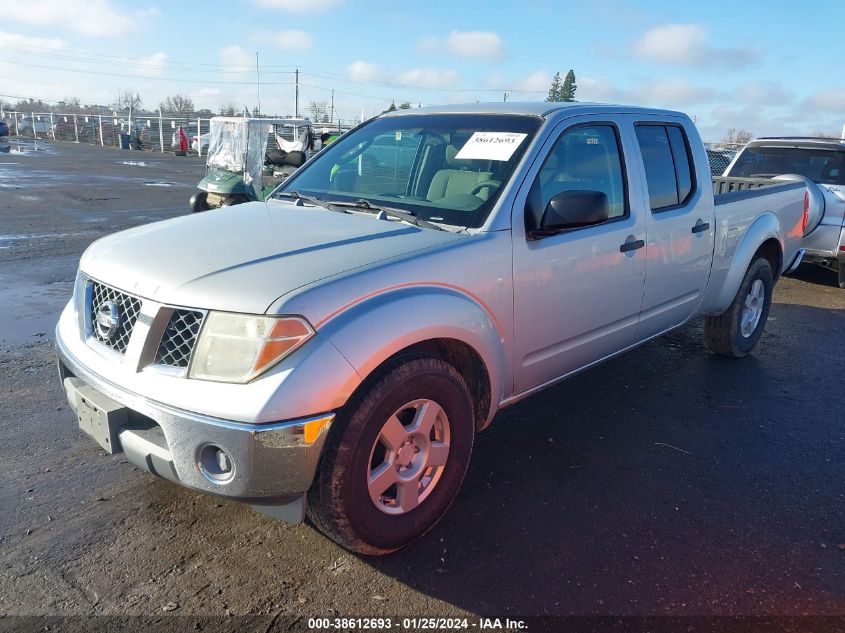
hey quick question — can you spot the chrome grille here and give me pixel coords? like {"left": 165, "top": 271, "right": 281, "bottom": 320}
{"left": 89, "top": 282, "right": 142, "bottom": 353}
{"left": 155, "top": 309, "right": 205, "bottom": 368}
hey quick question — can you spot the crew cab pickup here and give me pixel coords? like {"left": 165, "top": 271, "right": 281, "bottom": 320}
{"left": 724, "top": 136, "right": 845, "bottom": 287}
{"left": 57, "top": 103, "right": 814, "bottom": 554}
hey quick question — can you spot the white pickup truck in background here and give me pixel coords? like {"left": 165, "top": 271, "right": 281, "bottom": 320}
{"left": 725, "top": 136, "right": 845, "bottom": 287}
{"left": 58, "top": 103, "right": 818, "bottom": 553}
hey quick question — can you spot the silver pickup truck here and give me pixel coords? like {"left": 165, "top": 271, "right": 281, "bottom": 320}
{"left": 57, "top": 103, "right": 814, "bottom": 554}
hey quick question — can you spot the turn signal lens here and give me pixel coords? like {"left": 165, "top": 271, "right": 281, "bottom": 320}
{"left": 189, "top": 313, "right": 314, "bottom": 383}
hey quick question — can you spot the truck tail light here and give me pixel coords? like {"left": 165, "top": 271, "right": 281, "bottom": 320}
{"left": 801, "top": 190, "right": 809, "bottom": 234}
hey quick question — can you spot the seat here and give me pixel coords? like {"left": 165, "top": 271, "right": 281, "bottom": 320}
{"left": 427, "top": 145, "right": 494, "bottom": 201}
{"left": 820, "top": 155, "right": 845, "bottom": 183}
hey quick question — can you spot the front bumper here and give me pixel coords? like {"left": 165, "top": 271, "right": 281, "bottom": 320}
{"left": 57, "top": 334, "right": 334, "bottom": 515}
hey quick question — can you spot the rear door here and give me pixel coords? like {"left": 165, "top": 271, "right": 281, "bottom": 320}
{"left": 627, "top": 116, "right": 715, "bottom": 339}
{"left": 511, "top": 115, "right": 648, "bottom": 393}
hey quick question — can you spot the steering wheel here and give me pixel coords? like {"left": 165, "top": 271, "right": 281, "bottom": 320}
{"left": 470, "top": 180, "right": 501, "bottom": 196}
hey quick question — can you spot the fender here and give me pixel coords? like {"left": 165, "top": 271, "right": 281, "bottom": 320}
{"left": 702, "top": 211, "right": 783, "bottom": 316}
{"left": 318, "top": 284, "right": 507, "bottom": 427}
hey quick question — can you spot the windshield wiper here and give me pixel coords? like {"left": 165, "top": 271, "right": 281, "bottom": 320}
{"left": 328, "top": 199, "right": 446, "bottom": 231}
{"left": 276, "top": 191, "right": 348, "bottom": 213}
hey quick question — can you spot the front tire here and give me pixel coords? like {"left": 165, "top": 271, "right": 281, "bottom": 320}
{"left": 221, "top": 195, "right": 249, "bottom": 207}
{"left": 705, "top": 256, "right": 774, "bottom": 357}
{"left": 189, "top": 191, "right": 209, "bottom": 213}
{"left": 307, "top": 356, "right": 475, "bottom": 555}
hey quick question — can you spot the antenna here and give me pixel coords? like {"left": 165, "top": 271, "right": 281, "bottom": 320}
{"left": 256, "top": 52, "right": 261, "bottom": 116}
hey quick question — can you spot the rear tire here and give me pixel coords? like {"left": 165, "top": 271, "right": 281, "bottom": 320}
{"left": 838, "top": 262, "right": 845, "bottom": 289}
{"left": 705, "top": 257, "right": 774, "bottom": 357}
{"left": 307, "top": 356, "right": 475, "bottom": 555}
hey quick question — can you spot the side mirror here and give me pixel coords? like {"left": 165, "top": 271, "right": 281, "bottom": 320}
{"left": 537, "top": 190, "right": 610, "bottom": 235}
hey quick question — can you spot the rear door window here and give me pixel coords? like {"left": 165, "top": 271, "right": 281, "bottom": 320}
{"left": 635, "top": 124, "right": 695, "bottom": 211}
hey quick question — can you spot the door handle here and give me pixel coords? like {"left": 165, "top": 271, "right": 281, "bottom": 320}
{"left": 619, "top": 239, "right": 645, "bottom": 253}
{"left": 691, "top": 220, "right": 710, "bottom": 234}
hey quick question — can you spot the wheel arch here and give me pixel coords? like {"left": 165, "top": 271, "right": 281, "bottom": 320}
{"left": 702, "top": 212, "right": 784, "bottom": 315}
{"left": 320, "top": 286, "right": 507, "bottom": 430}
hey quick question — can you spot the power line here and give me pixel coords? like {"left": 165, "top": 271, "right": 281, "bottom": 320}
{"left": 2, "top": 42, "right": 547, "bottom": 95}
{"left": 0, "top": 57, "right": 297, "bottom": 85}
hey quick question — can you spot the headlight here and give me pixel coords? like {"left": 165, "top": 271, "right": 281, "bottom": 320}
{"left": 189, "top": 313, "right": 314, "bottom": 383}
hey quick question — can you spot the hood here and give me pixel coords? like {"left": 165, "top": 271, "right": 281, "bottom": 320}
{"left": 80, "top": 200, "right": 466, "bottom": 313}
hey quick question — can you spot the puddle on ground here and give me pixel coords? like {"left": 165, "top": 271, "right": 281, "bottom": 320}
{"left": 0, "top": 279, "right": 73, "bottom": 345}
{"left": 143, "top": 181, "right": 175, "bottom": 187}
{"left": 0, "top": 232, "right": 89, "bottom": 247}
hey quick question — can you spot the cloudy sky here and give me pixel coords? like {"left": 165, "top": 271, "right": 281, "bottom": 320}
{"left": 0, "top": 0, "right": 843, "bottom": 140}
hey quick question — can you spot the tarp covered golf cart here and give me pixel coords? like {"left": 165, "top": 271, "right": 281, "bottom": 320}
{"left": 189, "top": 116, "right": 312, "bottom": 212}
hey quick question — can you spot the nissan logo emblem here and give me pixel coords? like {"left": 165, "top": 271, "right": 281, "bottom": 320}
{"left": 95, "top": 300, "right": 121, "bottom": 340}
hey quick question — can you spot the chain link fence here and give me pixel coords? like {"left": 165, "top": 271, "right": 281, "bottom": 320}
{"left": 0, "top": 109, "right": 214, "bottom": 154}
{"left": 703, "top": 142, "right": 746, "bottom": 176}
{"left": 1, "top": 108, "right": 360, "bottom": 156}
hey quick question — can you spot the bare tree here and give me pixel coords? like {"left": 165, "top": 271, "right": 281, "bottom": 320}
{"left": 808, "top": 130, "right": 837, "bottom": 139}
{"left": 159, "top": 94, "right": 195, "bottom": 122}
{"left": 308, "top": 100, "right": 330, "bottom": 123}
{"left": 57, "top": 96, "right": 83, "bottom": 113}
{"left": 722, "top": 128, "right": 753, "bottom": 146}
{"left": 112, "top": 90, "right": 143, "bottom": 113}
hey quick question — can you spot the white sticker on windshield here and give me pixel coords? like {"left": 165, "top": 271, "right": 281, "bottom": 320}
{"left": 454, "top": 132, "right": 528, "bottom": 161}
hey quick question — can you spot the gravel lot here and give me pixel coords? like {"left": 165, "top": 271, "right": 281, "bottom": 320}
{"left": 1, "top": 139, "right": 843, "bottom": 629}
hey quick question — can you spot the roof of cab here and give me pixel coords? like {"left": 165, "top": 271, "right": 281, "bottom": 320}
{"left": 379, "top": 101, "right": 686, "bottom": 119}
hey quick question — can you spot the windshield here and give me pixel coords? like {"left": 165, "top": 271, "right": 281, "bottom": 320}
{"left": 727, "top": 145, "right": 845, "bottom": 185}
{"left": 273, "top": 113, "right": 542, "bottom": 228}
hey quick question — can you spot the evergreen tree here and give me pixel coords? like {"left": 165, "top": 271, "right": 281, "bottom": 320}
{"left": 546, "top": 72, "right": 562, "bottom": 102}
{"left": 561, "top": 69, "right": 577, "bottom": 102}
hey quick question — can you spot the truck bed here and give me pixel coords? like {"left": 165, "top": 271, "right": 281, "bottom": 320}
{"left": 712, "top": 176, "right": 803, "bottom": 202}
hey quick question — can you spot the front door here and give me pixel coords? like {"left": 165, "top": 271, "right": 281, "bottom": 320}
{"left": 512, "top": 117, "right": 648, "bottom": 394}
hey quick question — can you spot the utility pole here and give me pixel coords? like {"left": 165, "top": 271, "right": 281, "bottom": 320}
{"left": 256, "top": 52, "right": 261, "bottom": 116}
{"left": 330, "top": 89, "right": 335, "bottom": 125}
{"left": 295, "top": 68, "right": 299, "bottom": 117}
{"left": 503, "top": 91, "right": 512, "bottom": 102}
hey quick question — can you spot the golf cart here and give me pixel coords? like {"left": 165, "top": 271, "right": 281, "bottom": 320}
{"left": 189, "top": 116, "right": 312, "bottom": 212}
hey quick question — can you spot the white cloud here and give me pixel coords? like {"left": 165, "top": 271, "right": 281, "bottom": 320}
{"left": 0, "top": 30, "right": 66, "bottom": 51}
{"left": 734, "top": 81, "right": 793, "bottom": 107}
{"left": 219, "top": 45, "right": 255, "bottom": 72}
{"left": 347, "top": 61, "right": 381, "bottom": 82}
{"left": 3, "top": 0, "right": 157, "bottom": 37}
{"left": 638, "top": 78, "right": 711, "bottom": 107}
{"left": 420, "top": 30, "right": 504, "bottom": 61}
{"left": 137, "top": 52, "right": 167, "bottom": 77}
{"left": 252, "top": 0, "right": 341, "bottom": 12}
{"left": 445, "top": 31, "right": 504, "bottom": 60}
{"left": 632, "top": 24, "right": 757, "bottom": 67}
{"left": 514, "top": 70, "right": 551, "bottom": 93}
{"left": 804, "top": 89, "right": 845, "bottom": 112}
{"left": 396, "top": 68, "right": 460, "bottom": 89}
{"left": 577, "top": 76, "right": 619, "bottom": 102}
{"left": 274, "top": 29, "right": 314, "bottom": 50}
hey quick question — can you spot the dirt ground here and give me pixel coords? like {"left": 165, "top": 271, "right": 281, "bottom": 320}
{"left": 0, "top": 139, "right": 843, "bottom": 631}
